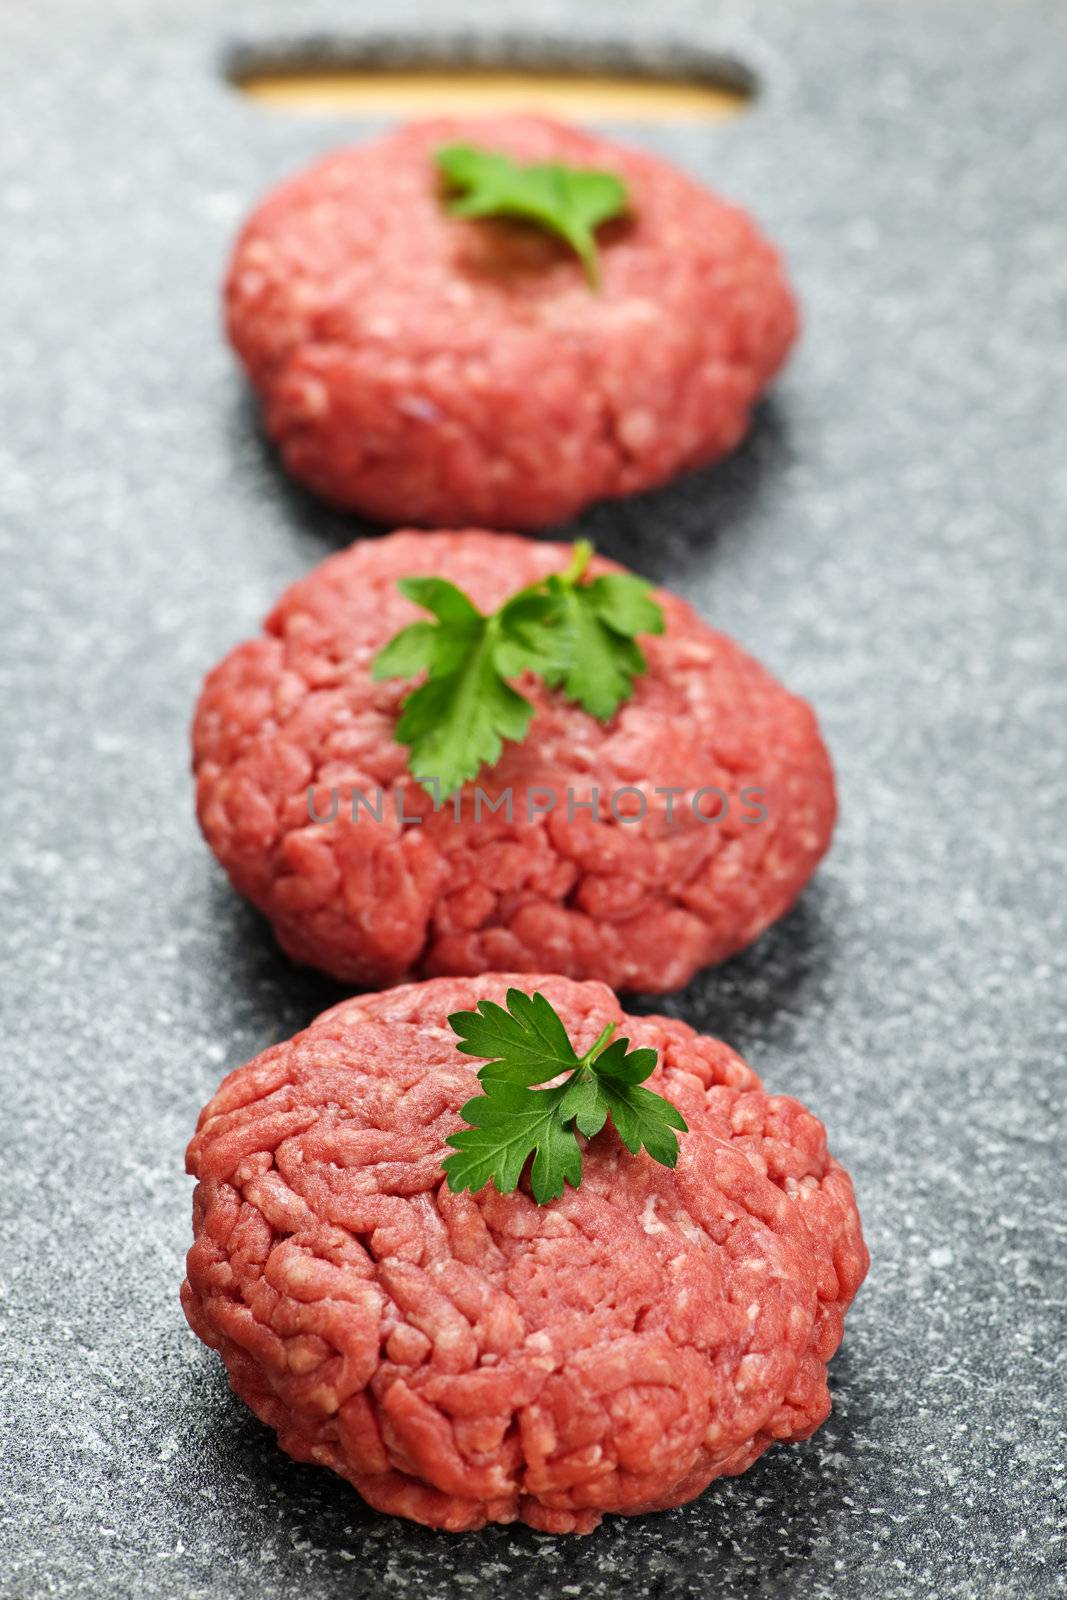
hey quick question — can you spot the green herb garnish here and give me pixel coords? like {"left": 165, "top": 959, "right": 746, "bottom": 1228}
{"left": 441, "top": 988, "right": 687, "bottom": 1204}
{"left": 436, "top": 143, "right": 629, "bottom": 287}
{"left": 372, "top": 541, "right": 664, "bottom": 797}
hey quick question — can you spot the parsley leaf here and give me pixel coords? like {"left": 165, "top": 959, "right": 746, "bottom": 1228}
{"left": 449, "top": 987, "right": 580, "bottom": 1083}
{"left": 442, "top": 988, "right": 687, "bottom": 1203}
{"left": 542, "top": 568, "right": 665, "bottom": 720}
{"left": 436, "top": 143, "right": 629, "bottom": 287}
{"left": 371, "top": 581, "right": 554, "bottom": 796}
{"left": 442, "top": 1080, "right": 583, "bottom": 1202}
{"left": 391, "top": 633, "right": 534, "bottom": 794}
{"left": 371, "top": 541, "right": 665, "bottom": 796}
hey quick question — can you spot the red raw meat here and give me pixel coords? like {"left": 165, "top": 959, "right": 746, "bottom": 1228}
{"left": 182, "top": 973, "right": 868, "bottom": 1533}
{"left": 192, "top": 531, "right": 836, "bottom": 992}
{"left": 226, "top": 116, "right": 797, "bottom": 528}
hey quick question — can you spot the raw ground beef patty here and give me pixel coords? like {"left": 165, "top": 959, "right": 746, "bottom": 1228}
{"left": 225, "top": 115, "right": 797, "bottom": 528}
{"left": 182, "top": 973, "right": 869, "bottom": 1533}
{"left": 193, "top": 531, "right": 836, "bottom": 993}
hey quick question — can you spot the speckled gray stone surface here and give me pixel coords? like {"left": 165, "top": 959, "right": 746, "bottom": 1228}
{"left": 1, "top": 1, "right": 1065, "bottom": 1596}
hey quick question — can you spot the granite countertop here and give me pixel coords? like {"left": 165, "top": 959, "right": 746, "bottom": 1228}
{"left": 1, "top": 1, "right": 1064, "bottom": 1596}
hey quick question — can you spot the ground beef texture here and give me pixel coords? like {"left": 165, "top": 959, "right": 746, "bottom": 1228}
{"left": 192, "top": 531, "right": 836, "bottom": 992}
{"left": 182, "top": 973, "right": 868, "bottom": 1533}
{"left": 225, "top": 115, "right": 797, "bottom": 528}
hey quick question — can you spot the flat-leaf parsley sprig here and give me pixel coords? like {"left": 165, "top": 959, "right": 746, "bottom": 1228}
{"left": 371, "top": 541, "right": 664, "bottom": 797}
{"left": 436, "top": 144, "right": 629, "bottom": 288}
{"left": 441, "top": 988, "right": 688, "bottom": 1204}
